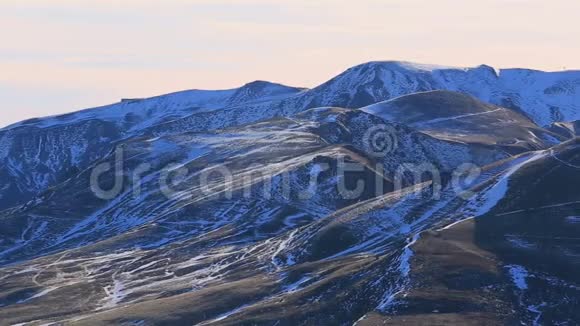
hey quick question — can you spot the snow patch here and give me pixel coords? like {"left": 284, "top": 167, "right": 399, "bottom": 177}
{"left": 507, "top": 264, "right": 529, "bottom": 290}
{"left": 474, "top": 151, "right": 546, "bottom": 216}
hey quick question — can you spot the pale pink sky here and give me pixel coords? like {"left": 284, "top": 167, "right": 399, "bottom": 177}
{"left": 1, "top": 0, "right": 579, "bottom": 127}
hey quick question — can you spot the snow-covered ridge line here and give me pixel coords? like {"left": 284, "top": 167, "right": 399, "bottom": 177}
{"left": 4, "top": 60, "right": 580, "bottom": 132}
{"left": 357, "top": 60, "right": 580, "bottom": 75}
{"left": 1, "top": 80, "right": 306, "bottom": 131}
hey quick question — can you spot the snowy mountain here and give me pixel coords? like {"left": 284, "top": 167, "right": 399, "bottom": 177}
{"left": 1, "top": 61, "right": 580, "bottom": 325}
{"left": 0, "top": 81, "right": 305, "bottom": 210}
{"left": 3, "top": 61, "right": 578, "bottom": 212}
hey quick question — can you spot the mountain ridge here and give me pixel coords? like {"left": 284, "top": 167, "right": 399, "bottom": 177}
{"left": 3, "top": 60, "right": 580, "bottom": 132}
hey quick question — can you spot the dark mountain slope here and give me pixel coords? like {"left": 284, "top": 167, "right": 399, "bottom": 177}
{"left": 363, "top": 139, "right": 580, "bottom": 325}
{"left": 363, "top": 90, "right": 562, "bottom": 153}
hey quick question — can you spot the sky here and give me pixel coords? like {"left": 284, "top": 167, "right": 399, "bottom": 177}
{"left": 1, "top": 0, "right": 580, "bottom": 128}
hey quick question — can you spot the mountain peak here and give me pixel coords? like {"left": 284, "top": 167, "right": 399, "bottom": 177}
{"left": 239, "top": 80, "right": 305, "bottom": 92}
{"left": 226, "top": 80, "right": 306, "bottom": 106}
{"left": 351, "top": 60, "right": 465, "bottom": 73}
